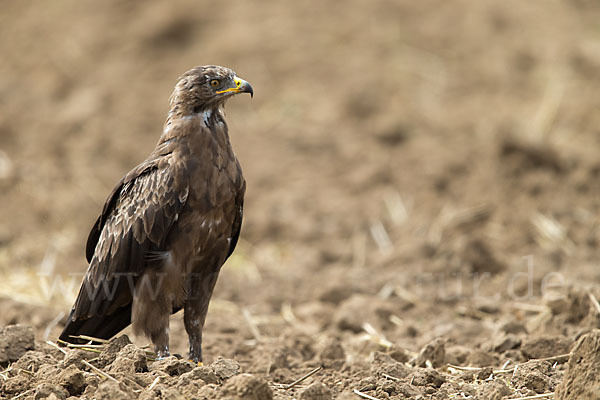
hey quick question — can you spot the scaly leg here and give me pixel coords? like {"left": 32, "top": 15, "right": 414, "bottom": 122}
{"left": 184, "top": 269, "right": 220, "bottom": 363}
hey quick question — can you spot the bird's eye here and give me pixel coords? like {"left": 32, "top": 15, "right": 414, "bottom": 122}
{"left": 210, "top": 79, "right": 220, "bottom": 87}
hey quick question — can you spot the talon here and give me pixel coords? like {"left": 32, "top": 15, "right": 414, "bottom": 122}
{"left": 155, "top": 347, "right": 170, "bottom": 360}
{"left": 188, "top": 359, "right": 203, "bottom": 366}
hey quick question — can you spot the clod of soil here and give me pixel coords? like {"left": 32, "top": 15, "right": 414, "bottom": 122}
{"left": 555, "top": 329, "right": 600, "bottom": 400}
{"left": 318, "top": 338, "right": 346, "bottom": 369}
{"left": 0, "top": 324, "right": 34, "bottom": 364}
{"left": 371, "top": 351, "right": 410, "bottom": 380}
{"left": 180, "top": 365, "right": 219, "bottom": 384}
{"left": 465, "top": 350, "right": 499, "bottom": 367}
{"left": 13, "top": 350, "right": 55, "bottom": 372}
{"left": 318, "top": 338, "right": 345, "bottom": 361}
{"left": 408, "top": 368, "right": 445, "bottom": 388}
{"left": 3, "top": 373, "right": 30, "bottom": 396}
{"left": 492, "top": 333, "right": 521, "bottom": 353}
{"left": 94, "top": 380, "right": 136, "bottom": 400}
{"left": 511, "top": 360, "right": 555, "bottom": 394}
{"left": 500, "top": 320, "right": 528, "bottom": 335}
{"left": 174, "top": 368, "right": 210, "bottom": 397}
{"left": 35, "top": 382, "right": 69, "bottom": 400}
{"left": 211, "top": 356, "right": 241, "bottom": 380}
{"left": 412, "top": 337, "right": 445, "bottom": 368}
{"left": 149, "top": 356, "right": 193, "bottom": 376}
{"left": 107, "top": 344, "right": 148, "bottom": 374}
{"left": 475, "top": 380, "right": 512, "bottom": 400}
{"left": 97, "top": 335, "right": 133, "bottom": 367}
{"left": 444, "top": 345, "right": 471, "bottom": 365}
{"left": 220, "top": 373, "right": 272, "bottom": 400}
{"left": 521, "top": 335, "right": 573, "bottom": 359}
{"left": 58, "top": 364, "right": 87, "bottom": 396}
{"left": 547, "top": 287, "right": 591, "bottom": 324}
{"left": 62, "top": 349, "right": 96, "bottom": 370}
{"left": 299, "top": 382, "right": 332, "bottom": 400}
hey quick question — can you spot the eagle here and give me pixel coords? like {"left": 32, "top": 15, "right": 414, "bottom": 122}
{"left": 59, "top": 65, "right": 253, "bottom": 363}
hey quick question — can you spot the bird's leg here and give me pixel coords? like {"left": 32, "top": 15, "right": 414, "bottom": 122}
{"left": 147, "top": 293, "right": 172, "bottom": 359}
{"left": 187, "top": 329, "right": 203, "bottom": 364}
{"left": 184, "top": 295, "right": 208, "bottom": 364}
{"left": 132, "top": 270, "right": 172, "bottom": 360}
{"left": 151, "top": 328, "right": 170, "bottom": 359}
{"left": 184, "top": 270, "right": 220, "bottom": 364}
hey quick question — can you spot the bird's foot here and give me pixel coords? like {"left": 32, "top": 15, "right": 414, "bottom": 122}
{"left": 188, "top": 338, "right": 203, "bottom": 366}
{"left": 155, "top": 346, "right": 170, "bottom": 360}
{"left": 188, "top": 360, "right": 203, "bottom": 366}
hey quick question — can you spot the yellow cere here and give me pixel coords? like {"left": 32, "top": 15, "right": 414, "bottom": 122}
{"left": 215, "top": 77, "right": 243, "bottom": 95}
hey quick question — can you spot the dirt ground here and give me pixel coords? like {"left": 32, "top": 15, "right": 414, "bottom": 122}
{"left": 2, "top": 0, "right": 600, "bottom": 399}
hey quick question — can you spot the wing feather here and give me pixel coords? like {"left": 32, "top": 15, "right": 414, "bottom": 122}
{"left": 226, "top": 180, "right": 245, "bottom": 259}
{"left": 69, "top": 154, "right": 188, "bottom": 322}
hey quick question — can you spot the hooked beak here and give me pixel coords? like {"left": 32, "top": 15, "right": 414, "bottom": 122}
{"left": 216, "top": 76, "right": 254, "bottom": 98}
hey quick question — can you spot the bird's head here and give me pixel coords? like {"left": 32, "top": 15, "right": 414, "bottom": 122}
{"left": 170, "top": 65, "right": 253, "bottom": 115}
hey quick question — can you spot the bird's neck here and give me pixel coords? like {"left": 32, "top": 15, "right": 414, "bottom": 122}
{"left": 158, "top": 106, "right": 227, "bottom": 146}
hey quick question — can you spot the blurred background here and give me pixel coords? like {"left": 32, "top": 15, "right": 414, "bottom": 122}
{"left": 1, "top": 0, "right": 600, "bottom": 360}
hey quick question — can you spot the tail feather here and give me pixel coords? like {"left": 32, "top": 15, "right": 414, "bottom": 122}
{"left": 59, "top": 305, "right": 132, "bottom": 344}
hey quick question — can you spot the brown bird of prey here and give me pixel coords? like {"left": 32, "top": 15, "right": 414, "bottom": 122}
{"left": 59, "top": 65, "right": 252, "bottom": 363}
